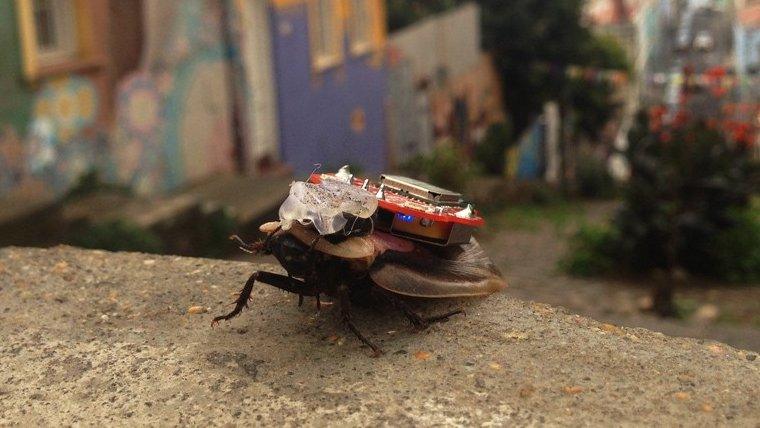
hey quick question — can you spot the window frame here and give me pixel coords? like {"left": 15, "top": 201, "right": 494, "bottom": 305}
{"left": 347, "top": 0, "right": 373, "bottom": 56}
{"left": 307, "top": 0, "right": 344, "bottom": 72}
{"left": 16, "top": 0, "right": 101, "bottom": 81}
{"left": 32, "top": 0, "right": 79, "bottom": 66}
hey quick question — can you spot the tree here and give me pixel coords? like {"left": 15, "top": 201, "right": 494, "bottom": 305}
{"left": 568, "top": 34, "right": 630, "bottom": 142}
{"left": 386, "top": 0, "right": 461, "bottom": 32}
{"left": 478, "top": 0, "right": 593, "bottom": 132}
{"left": 476, "top": 0, "right": 629, "bottom": 189}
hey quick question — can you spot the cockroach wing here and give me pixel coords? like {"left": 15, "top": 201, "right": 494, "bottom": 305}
{"left": 279, "top": 179, "right": 377, "bottom": 236}
{"left": 369, "top": 238, "right": 507, "bottom": 298}
{"left": 285, "top": 222, "right": 375, "bottom": 261}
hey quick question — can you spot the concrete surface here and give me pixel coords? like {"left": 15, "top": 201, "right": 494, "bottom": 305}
{"left": 0, "top": 246, "right": 758, "bottom": 426}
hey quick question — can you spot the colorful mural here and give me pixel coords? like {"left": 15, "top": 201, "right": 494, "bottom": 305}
{"left": 1, "top": 0, "right": 390, "bottom": 203}
{"left": 0, "top": 127, "right": 25, "bottom": 193}
{"left": 0, "top": 2, "right": 35, "bottom": 197}
{"left": 112, "top": 72, "right": 164, "bottom": 194}
{"left": 113, "top": 0, "right": 235, "bottom": 194}
{"left": 29, "top": 76, "right": 101, "bottom": 193}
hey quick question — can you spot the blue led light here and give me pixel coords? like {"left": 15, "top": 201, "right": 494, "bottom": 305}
{"left": 396, "top": 213, "right": 415, "bottom": 223}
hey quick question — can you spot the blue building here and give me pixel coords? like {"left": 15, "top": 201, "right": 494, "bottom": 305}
{"left": 269, "top": 0, "right": 388, "bottom": 174}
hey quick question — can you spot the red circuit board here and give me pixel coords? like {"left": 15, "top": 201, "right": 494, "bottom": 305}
{"left": 308, "top": 173, "right": 485, "bottom": 228}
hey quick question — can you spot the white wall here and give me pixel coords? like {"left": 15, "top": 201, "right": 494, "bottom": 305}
{"left": 389, "top": 3, "right": 480, "bottom": 81}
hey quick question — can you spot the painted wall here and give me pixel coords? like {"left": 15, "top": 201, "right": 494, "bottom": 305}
{"left": 0, "top": 2, "right": 110, "bottom": 200}
{"left": 112, "top": 0, "right": 235, "bottom": 194}
{"left": 389, "top": 3, "right": 480, "bottom": 81}
{"left": 0, "top": 3, "right": 34, "bottom": 195}
{"left": 233, "top": 0, "right": 280, "bottom": 166}
{"left": 386, "top": 3, "right": 505, "bottom": 165}
{"left": 269, "top": 2, "right": 388, "bottom": 174}
{"left": 0, "top": 0, "right": 239, "bottom": 200}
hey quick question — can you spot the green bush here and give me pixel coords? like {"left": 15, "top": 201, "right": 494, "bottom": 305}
{"left": 562, "top": 113, "right": 758, "bottom": 284}
{"left": 560, "top": 224, "right": 620, "bottom": 277}
{"left": 70, "top": 220, "right": 165, "bottom": 254}
{"left": 400, "top": 139, "right": 479, "bottom": 192}
{"left": 576, "top": 152, "right": 615, "bottom": 199}
{"left": 710, "top": 207, "right": 760, "bottom": 282}
{"left": 198, "top": 207, "right": 239, "bottom": 258}
{"left": 63, "top": 170, "right": 131, "bottom": 201}
{"left": 474, "top": 122, "right": 513, "bottom": 175}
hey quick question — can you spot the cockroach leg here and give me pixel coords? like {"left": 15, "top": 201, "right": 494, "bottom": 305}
{"left": 212, "top": 271, "right": 316, "bottom": 326}
{"left": 305, "top": 237, "right": 321, "bottom": 309}
{"left": 424, "top": 308, "right": 465, "bottom": 324}
{"left": 339, "top": 284, "right": 382, "bottom": 356}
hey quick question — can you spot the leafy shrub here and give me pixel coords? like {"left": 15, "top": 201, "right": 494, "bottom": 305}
{"left": 198, "top": 207, "right": 239, "bottom": 258}
{"left": 474, "top": 121, "right": 513, "bottom": 175}
{"left": 560, "top": 224, "right": 620, "bottom": 276}
{"left": 70, "top": 220, "right": 165, "bottom": 254}
{"left": 400, "top": 139, "right": 479, "bottom": 192}
{"left": 576, "top": 152, "right": 615, "bottom": 199}
{"left": 710, "top": 207, "right": 760, "bottom": 282}
{"left": 562, "top": 112, "right": 758, "bottom": 286}
{"left": 521, "top": 181, "right": 561, "bottom": 205}
{"left": 63, "top": 170, "right": 131, "bottom": 201}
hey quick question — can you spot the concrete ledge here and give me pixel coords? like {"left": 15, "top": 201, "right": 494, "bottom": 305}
{"left": 0, "top": 246, "right": 758, "bottom": 425}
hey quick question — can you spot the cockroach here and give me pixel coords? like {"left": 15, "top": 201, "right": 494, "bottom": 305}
{"left": 212, "top": 168, "right": 507, "bottom": 356}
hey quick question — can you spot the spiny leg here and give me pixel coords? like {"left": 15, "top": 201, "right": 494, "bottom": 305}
{"left": 338, "top": 284, "right": 382, "bottom": 356}
{"left": 373, "top": 288, "right": 464, "bottom": 329}
{"left": 212, "top": 271, "right": 317, "bottom": 326}
{"left": 307, "top": 236, "right": 322, "bottom": 310}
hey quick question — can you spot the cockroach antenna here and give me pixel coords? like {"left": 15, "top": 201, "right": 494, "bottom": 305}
{"left": 308, "top": 163, "right": 322, "bottom": 179}
{"left": 229, "top": 235, "right": 260, "bottom": 254}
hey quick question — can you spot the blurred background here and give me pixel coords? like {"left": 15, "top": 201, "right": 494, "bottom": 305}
{"left": 0, "top": 0, "right": 757, "bottom": 349}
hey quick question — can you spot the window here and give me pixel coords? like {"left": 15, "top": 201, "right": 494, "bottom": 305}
{"left": 16, "top": 0, "right": 99, "bottom": 80}
{"left": 31, "top": 0, "right": 78, "bottom": 66}
{"left": 348, "top": 0, "right": 374, "bottom": 55}
{"left": 308, "top": 0, "right": 343, "bottom": 71}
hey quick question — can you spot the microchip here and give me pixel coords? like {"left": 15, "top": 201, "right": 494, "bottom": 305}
{"left": 379, "top": 175, "right": 464, "bottom": 206}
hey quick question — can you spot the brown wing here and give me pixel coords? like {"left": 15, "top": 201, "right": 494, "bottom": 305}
{"left": 369, "top": 237, "right": 507, "bottom": 298}
{"left": 284, "top": 222, "right": 376, "bottom": 260}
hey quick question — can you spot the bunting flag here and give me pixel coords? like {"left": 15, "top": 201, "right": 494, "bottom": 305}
{"left": 530, "top": 62, "right": 630, "bottom": 85}
{"left": 648, "top": 69, "right": 740, "bottom": 89}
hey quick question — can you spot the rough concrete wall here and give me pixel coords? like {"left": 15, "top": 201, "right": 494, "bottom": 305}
{"left": 0, "top": 246, "right": 758, "bottom": 425}
{"left": 270, "top": 3, "right": 388, "bottom": 174}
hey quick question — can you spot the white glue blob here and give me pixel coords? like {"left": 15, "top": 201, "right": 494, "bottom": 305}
{"left": 278, "top": 178, "right": 378, "bottom": 235}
